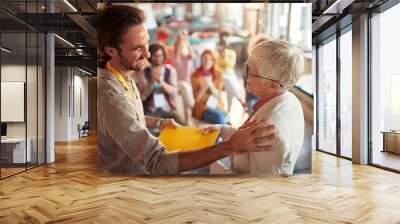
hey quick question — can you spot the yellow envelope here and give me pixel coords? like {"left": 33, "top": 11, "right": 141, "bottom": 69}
{"left": 159, "top": 127, "right": 220, "bottom": 152}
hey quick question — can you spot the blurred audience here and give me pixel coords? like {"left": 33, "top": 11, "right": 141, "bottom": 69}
{"left": 139, "top": 28, "right": 273, "bottom": 127}
{"left": 173, "top": 30, "right": 195, "bottom": 125}
{"left": 136, "top": 43, "right": 186, "bottom": 125}
{"left": 216, "top": 30, "right": 246, "bottom": 112}
{"left": 191, "top": 49, "right": 226, "bottom": 124}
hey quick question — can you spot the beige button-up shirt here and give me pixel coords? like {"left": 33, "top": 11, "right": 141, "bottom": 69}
{"left": 97, "top": 67, "right": 179, "bottom": 175}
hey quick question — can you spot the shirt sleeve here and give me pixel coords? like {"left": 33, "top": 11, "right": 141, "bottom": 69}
{"left": 99, "top": 92, "right": 179, "bottom": 174}
{"left": 221, "top": 125, "right": 236, "bottom": 140}
{"left": 225, "top": 49, "right": 236, "bottom": 69}
{"left": 168, "top": 66, "right": 179, "bottom": 95}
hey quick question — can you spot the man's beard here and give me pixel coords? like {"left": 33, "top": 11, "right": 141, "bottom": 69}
{"left": 118, "top": 51, "right": 145, "bottom": 72}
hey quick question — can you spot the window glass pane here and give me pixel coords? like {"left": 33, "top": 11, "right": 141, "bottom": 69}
{"left": 295, "top": 52, "right": 313, "bottom": 95}
{"left": 222, "top": 4, "right": 244, "bottom": 31}
{"left": 371, "top": 3, "right": 400, "bottom": 171}
{"left": 340, "top": 29, "right": 352, "bottom": 158}
{"left": 0, "top": 1, "right": 46, "bottom": 178}
{"left": 1, "top": 30, "right": 28, "bottom": 177}
{"left": 27, "top": 31, "right": 38, "bottom": 169}
{"left": 318, "top": 38, "right": 337, "bottom": 154}
{"left": 267, "top": 4, "right": 289, "bottom": 40}
{"left": 289, "top": 3, "right": 312, "bottom": 51}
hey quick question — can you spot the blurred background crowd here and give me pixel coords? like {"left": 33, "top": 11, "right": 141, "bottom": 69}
{"left": 98, "top": 3, "right": 312, "bottom": 129}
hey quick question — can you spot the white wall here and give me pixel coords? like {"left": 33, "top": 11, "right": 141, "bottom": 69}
{"left": 1, "top": 65, "right": 34, "bottom": 137}
{"left": 54, "top": 67, "right": 89, "bottom": 141}
{"left": 72, "top": 73, "right": 89, "bottom": 138}
{"left": 55, "top": 66, "right": 70, "bottom": 141}
{"left": 1, "top": 64, "right": 46, "bottom": 164}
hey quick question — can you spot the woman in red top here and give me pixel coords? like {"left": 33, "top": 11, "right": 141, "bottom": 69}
{"left": 191, "top": 49, "right": 226, "bottom": 124}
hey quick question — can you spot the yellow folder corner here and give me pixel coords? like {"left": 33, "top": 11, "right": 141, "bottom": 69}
{"left": 159, "top": 127, "right": 220, "bottom": 152}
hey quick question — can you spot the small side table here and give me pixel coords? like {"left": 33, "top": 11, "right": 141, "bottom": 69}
{"left": 1, "top": 138, "right": 32, "bottom": 164}
{"left": 381, "top": 131, "right": 400, "bottom": 154}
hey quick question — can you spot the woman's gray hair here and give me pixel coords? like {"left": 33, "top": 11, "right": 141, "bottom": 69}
{"left": 247, "top": 34, "right": 271, "bottom": 55}
{"left": 250, "top": 40, "right": 304, "bottom": 90}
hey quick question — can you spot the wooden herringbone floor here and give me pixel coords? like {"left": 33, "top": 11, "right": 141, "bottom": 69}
{"left": 1, "top": 135, "right": 400, "bottom": 224}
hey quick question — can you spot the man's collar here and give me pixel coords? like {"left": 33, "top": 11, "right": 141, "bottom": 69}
{"left": 98, "top": 66, "right": 134, "bottom": 82}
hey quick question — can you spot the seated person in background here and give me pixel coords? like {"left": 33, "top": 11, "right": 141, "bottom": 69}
{"left": 216, "top": 37, "right": 246, "bottom": 112}
{"left": 203, "top": 40, "right": 305, "bottom": 176}
{"left": 173, "top": 30, "right": 196, "bottom": 125}
{"left": 136, "top": 43, "right": 186, "bottom": 125}
{"left": 191, "top": 49, "right": 226, "bottom": 124}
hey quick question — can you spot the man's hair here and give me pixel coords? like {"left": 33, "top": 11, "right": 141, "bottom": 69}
{"left": 219, "top": 29, "right": 230, "bottom": 40}
{"left": 218, "top": 38, "right": 227, "bottom": 48}
{"left": 250, "top": 40, "right": 304, "bottom": 90}
{"left": 148, "top": 43, "right": 167, "bottom": 63}
{"left": 97, "top": 5, "right": 145, "bottom": 68}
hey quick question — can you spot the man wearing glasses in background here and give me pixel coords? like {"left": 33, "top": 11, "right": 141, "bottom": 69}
{"left": 203, "top": 39, "right": 305, "bottom": 176}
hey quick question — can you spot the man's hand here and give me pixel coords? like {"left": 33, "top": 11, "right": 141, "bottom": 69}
{"left": 201, "top": 125, "right": 222, "bottom": 135}
{"left": 159, "top": 118, "right": 181, "bottom": 131}
{"left": 226, "top": 118, "right": 276, "bottom": 155}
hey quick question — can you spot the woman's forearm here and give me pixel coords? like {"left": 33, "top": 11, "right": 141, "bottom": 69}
{"left": 195, "top": 86, "right": 208, "bottom": 102}
{"left": 160, "top": 81, "right": 178, "bottom": 95}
